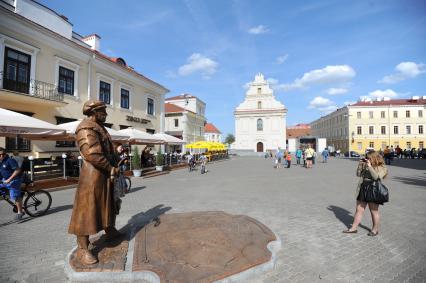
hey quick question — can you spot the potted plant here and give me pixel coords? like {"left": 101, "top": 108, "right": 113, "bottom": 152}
{"left": 156, "top": 150, "right": 164, "bottom": 171}
{"left": 131, "top": 146, "right": 142, "bottom": 177}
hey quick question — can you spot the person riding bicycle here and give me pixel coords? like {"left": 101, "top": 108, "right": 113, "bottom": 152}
{"left": 0, "top": 147, "right": 24, "bottom": 220}
{"left": 187, "top": 152, "right": 196, "bottom": 171}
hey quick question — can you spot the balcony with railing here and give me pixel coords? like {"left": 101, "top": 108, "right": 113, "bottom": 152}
{"left": 1, "top": 72, "right": 66, "bottom": 106}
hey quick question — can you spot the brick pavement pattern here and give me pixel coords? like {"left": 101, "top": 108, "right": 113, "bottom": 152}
{"left": 0, "top": 157, "right": 425, "bottom": 282}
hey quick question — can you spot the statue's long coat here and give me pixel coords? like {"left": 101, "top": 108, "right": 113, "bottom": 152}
{"left": 68, "top": 118, "right": 117, "bottom": 236}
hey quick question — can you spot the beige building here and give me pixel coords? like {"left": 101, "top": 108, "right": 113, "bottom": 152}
{"left": 164, "top": 94, "right": 206, "bottom": 152}
{"left": 204, "top": 123, "right": 222, "bottom": 143}
{"left": 0, "top": 0, "right": 168, "bottom": 157}
{"left": 310, "top": 97, "right": 426, "bottom": 153}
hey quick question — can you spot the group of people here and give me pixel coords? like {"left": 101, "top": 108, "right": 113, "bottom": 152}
{"left": 271, "top": 145, "right": 328, "bottom": 169}
{"left": 382, "top": 145, "right": 425, "bottom": 165}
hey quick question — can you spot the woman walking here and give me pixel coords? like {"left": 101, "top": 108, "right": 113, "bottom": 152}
{"left": 343, "top": 151, "right": 388, "bottom": 236}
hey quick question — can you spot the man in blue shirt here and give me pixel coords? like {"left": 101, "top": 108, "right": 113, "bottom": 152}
{"left": 0, "top": 148, "right": 24, "bottom": 220}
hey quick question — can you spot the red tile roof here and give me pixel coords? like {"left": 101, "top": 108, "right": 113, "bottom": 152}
{"left": 165, "top": 103, "right": 186, "bottom": 113}
{"left": 350, "top": 98, "right": 426, "bottom": 107}
{"left": 204, "top": 123, "right": 221, "bottom": 134}
{"left": 287, "top": 123, "right": 311, "bottom": 129}
{"left": 287, "top": 128, "right": 311, "bottom": 138}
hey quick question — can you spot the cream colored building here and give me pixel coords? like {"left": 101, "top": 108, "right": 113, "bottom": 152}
{"left": 310, "top": 97, "right": 426, "bottom": 153}
{"left": 0, "top": 0, "right": 168, "bottom": 157}
{"left": 164, "top": 94, "right": 206, "bottom": 152}
{"left": 234, "top": 73, "right": 287, "bottom": 152}
{"left": 204, "top": 123, "right": 222, "bottom": 143}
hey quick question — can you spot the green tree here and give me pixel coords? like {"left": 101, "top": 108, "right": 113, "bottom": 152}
{"left": 224, "top": 134, "right": 235, "bottom": 144}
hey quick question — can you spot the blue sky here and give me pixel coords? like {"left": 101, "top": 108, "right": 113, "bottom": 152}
{"left": 41, "top": 0, "right": 426, "bottom": 137}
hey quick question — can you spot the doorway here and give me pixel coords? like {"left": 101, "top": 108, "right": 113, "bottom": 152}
{"left": 256, "top": 142, "right": 264, "bottom": 152}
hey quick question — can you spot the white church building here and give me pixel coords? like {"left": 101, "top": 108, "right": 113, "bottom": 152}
{"left": 233, "top": 73, "right": 287, "bottom": 152}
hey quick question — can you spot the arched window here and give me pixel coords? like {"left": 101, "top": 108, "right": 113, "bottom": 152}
{"left": 258, "top": 101, "right": 262, "bottom": 109}
{"left": 257, "top": 118, "right": 263, "bottom": 131}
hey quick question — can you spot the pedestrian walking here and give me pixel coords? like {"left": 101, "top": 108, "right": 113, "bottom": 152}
{"left": 275, "top": 150, "right": 282, "bottom": 168}
{"left": 286, "top": 151, "right": 292, "bottom": 168}
{"left": 343, "top": 151, "right": 388, "bottom": 236}
{"left": 304, "top": 145, "right": 315, "bottom": 169}
{"left": 383, "top": 146, "right": 391, "bottom": 165}
{"left": 296, "top": 148, "right": 302, "bottom": 165}
{"left": 322, "top": 148, "right": 329, "bottom": 163}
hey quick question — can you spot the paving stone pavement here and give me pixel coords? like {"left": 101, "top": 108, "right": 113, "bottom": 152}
{"left": 0, "top": 157, "right": 425, "bottom": 283}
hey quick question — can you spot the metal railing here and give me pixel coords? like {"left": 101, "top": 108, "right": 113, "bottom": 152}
{"left": 1, "top": 72, "right": 64, "bottom": 102}
{"left": 30, "top": 79, "right": 64, "bottom": 102}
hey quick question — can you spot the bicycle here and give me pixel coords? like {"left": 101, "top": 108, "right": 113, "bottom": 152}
{"left": 0, "top": 181, "right": 52, "bottom": 217}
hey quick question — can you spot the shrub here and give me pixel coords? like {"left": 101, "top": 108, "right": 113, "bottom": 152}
{"left": 131, "top": 146, "right": 141, "bottom": 170}
{"left": 156, "top": 150, "right": 164, "bottom": 166}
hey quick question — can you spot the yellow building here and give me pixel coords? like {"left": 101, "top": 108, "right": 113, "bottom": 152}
{"left": 0, "top": 0, "right": 168, "bottom": 157}
{"left": 310, "top": 97, "right": 426, "bottom": 154}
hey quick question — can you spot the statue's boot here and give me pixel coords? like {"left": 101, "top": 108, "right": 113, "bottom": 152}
{"left": 105, "top": 227, "right": 125, "bottom": 240}
{"left": 77, "top": 236, "right": 98, "bottom": 265}
{"left": 79, "top": 249, "right": 98, "bottom": 265}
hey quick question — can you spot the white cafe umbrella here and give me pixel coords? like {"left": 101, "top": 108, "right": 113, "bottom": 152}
{"left": 152, "top": 133, "right": 185, "bottom": 145}
{"left": 56, "top": 120, "right": 130, "bottom": 142}
{"left": 117, "top": 128, "right": 164, "bottom": 144}
{"left": 0, "top": 108, "right": 65, "bottom": 137}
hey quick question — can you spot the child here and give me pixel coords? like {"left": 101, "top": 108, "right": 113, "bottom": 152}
{"left": 286, "top": 152, "right": 292, "bottom": 168}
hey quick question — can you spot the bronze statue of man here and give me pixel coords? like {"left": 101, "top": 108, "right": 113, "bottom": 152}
{"left": 68, "top": 100, "right": 121, "bottom": 265}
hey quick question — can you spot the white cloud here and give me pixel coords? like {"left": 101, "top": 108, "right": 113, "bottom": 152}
{"left": 326, "top": 87, "right": 348, "bottom": 95}
{"left": 379, "top": 62, "right": 426, "bottom": 84}
{"left": 276, "top": 54, "right": 288, "bottom": 65}
{"left": 363, "top": 89, "right": 398, "bottom": 100}
{"left": 178, "top": 53, "right": 218, "bottom": 79}
{"left": 308, "top": 96, "right": 338, "bottom": 114}
{"left": 248, "top": 25, "right": 269, "bottom": 34}
{"left": 282, "top": 65, "right": 356, "bottom": 91}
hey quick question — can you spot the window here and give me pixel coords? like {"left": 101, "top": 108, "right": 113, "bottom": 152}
{"left": 369, "top": 142, "right": 374, "bottom": 148}
{"left": 406, "top": 125, "right": 411, "bottom": 134}
{"left": 3, "top": 47, "right": 31, "bottom": 94}
{"left": 381, "top": 111, "right": 385, "bottom": 118}
{"left": 393, "top": 111, "right": 398, "bottom": 118}
{"left": 6, "top": 136, "right": 31, "bottom": 152}
{"left": 58, "top": 66, "right": 74, "bottom": 95}
{"left": 147, "top": 98, "right": 154, "bottom": 115}
{"left": 406, "top": 141, "right": 411, "bottom": 149}
{"left": 419, "top": 110, "right": 423, "bottom": 118}
{"left": 357, "top": 112, "right": 361, "bottom": 119}
{"left": 258, "top": 101, "right": 262, "bottom": 109}
{"left": 146, "top": 129, "right": 155, "bottom": 134}
{"left": 99, "top": 81, "right": 111, "bottom": 104}
{"left": 357, "top": 126, "right": 362, "bottom": 135}
{"left": 357, "top": 142, "right": 362, "bottom": 150}
{"left": 419, "top": 125, "right": 424, "bottom": 134}
{"left": 369, "top": 126, "right": 374, "bottom": 135}
{"left": 381, "top": 126, "right": 386, "bottom": 135}
{"left": 419, "top": 141, "right": 424, "bottom": 149}
{"left": 174, "top": 119, "right": 179, "bottom": 127}
{"left": 56, "top": 116, "right": 76, "bottom": 147}
{"left": 257, "top": 118, "right": 263, "bottom": 131}
{"left": 406, "top": 110, "right": 410, "bottom": 118}
{"left": 369, "top": 111, "right": 374, "bottom": 119}
{"left": 120, "top": 88, "right": 130, "bottom": 109}
{"left": 394, "top": 141, "right": 399, "bottom": 148}
{"left": 394, "top": 126, "right": 399, "bottom": 134}
{"left": 257, "top": 88, "right": 261, "bottom": 94}
{"left": 381, "top": 142, "right": 387, "bottom": 149}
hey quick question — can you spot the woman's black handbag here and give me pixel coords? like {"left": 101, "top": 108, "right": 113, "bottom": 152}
{"left": 363, "top": 180, "right": 389, "bottom": 204}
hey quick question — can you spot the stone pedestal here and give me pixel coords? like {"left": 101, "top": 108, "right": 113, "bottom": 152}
{"left": 65, "top": 211, "right": 281, "bottom": 282}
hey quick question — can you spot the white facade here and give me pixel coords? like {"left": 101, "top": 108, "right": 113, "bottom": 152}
{"left": 234, "top": 73, "right": 287, "bottom": 152}
{"left": 204, "top": 132, "right": 222, "bottom": 143}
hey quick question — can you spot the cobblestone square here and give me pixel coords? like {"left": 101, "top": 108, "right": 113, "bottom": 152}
{"left": 0, "top": 157, "right": 425, "bottom": 282}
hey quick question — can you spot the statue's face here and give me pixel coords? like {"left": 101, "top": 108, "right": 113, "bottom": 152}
{"left": 93, "top": 109, "right": 107, "bottom": 123}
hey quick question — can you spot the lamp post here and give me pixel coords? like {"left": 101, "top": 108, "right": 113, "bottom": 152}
{"left": 78, "top": 155, "right": 82, "bottom": 174}
{"left": 62, "top": 153, "right": 67, "bottom": 180}
{"left": 28, "top": 155, "right": 34, "bottom": 182}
